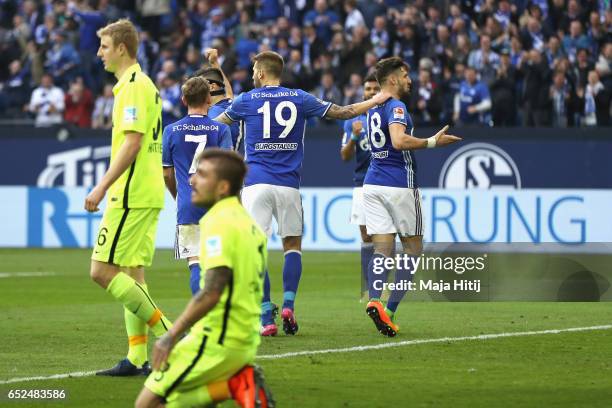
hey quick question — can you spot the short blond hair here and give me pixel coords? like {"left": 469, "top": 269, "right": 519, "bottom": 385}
{"left": 97, "top": 19, "right": 139, "bottom": 58}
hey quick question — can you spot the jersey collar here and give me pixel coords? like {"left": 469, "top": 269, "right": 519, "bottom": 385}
{"left": 207, "top": 196, "right": 240, "bottom": 215}
{"left": 113, "top": 63, "right": 142, "bottom": 95}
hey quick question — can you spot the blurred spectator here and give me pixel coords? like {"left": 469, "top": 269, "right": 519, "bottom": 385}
{"left": 69, "top": 0, "right": 106, "bottom": 91}
{"left": 342, "top": 73, "right": 364, "bottom": 106}
{"left": 64, "top": 77, "right": 93, "bottom": 128}
{"left": 520, "top": 16, "right": 548, "bottom": 52}
{"left": 453, "top": 66, "right": 492, "bottom": 126}
{"left": 343, "top": 0, "right": 365, "bottom": 37}
{"left": 200, "top": 7, "right": 227, "bottom": 53}
{"left": 0, "top": 59, "right": 30, "bottom": 116}
{"left": 490, "top": 50, "right": 518, "bottom": 126}
{"left": 256, "top": 0, "right": 281, "bottom": 23}
{"left": 595, "top": 42, "right": 612, "bottom": 88}
{"left": 235, "top": 30, "right": 259, "bottom": 70}
{"left": 302, "top": 22, "right": 325, "bottom": 70}
{"left": 468, "top": 34, "right": 500, "bottom": 85}
{"left": 581, "top": 70, "right": 610, "bottom": 126}
{"left": 518, "top": 49, "right": 551, "bottom": 126}
{"left": 28, "top": 73, "right": 65, "bottom": 127}
{"left": 409, "top": 68, "right": 442, "bottom": 126}
{"left": 393, "top": 24, "right": 420, "bottom": 71}
{"left": 92, "top": 83, "right": 113, "bottom": 129}
{"left": 283, "top": 49, "right": 311, "bottom": 89}
{"left": 303, "top": 0, "right": 340, "bottom": 44}
{"left": 562, "top": 21, "right": 592, "bottom": 63}
{"left": 315, "top": 71, "right": 342, "bottom": 121}
{"left": 159, "top": 73, "right": 182, "bottom": 127}
{"left": 550, "top": 70, "right": 571, "bottom": 127}
{"left": 45, "top": 30, "right": 80, "bottom": 87}
{"left": 544, "top": 36, "right": 565, "bottom": 68}
{"left": 370, "top": 16, "right": 389, "bottom": 59}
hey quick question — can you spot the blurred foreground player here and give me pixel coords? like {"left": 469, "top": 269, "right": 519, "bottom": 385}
{"left": 214, "top": 51, "right": 390, "bottom": 336}
{"left": 86, "top": 19, "right": 172, "bottom": 376}
{"left": 339, "top": 74, "right": 380, "bottom": 301}
{"left": 364, "top": 57, "right": 461, "bottom": 337}
{"left": 162, "top": 76, "right": 233, "bottom": 295}
{"left": 136, "top": 149, "right": 274, "bottom": 408}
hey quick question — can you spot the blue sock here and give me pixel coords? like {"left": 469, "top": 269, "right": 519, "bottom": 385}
{"left": 188, "top": 262, "right": 201, "bottom": 296}
{"left": 361, "top": 243, "right": 374, "bottom": 293}
{"left": 387, "top": 255, "right": 415, "bottom": 313}
{"left": 261, "top": 270, "right": 274, "bottom": 325}
{"left": 282, "top": 250, "right": 302, "bottom": 310}
{"left": 368, "top": 253, "right": 389, "bottom": 300}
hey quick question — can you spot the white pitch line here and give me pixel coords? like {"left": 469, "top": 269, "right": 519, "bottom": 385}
{"left": 1, "top": 324, "right": 611, "bottom": 385}
{"left": 0, "top": 272, "right": 57, "bottom": 279}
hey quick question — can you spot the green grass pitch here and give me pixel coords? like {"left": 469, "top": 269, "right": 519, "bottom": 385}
{"left": 1, "top": 248, "right": 611, "bottom": 407}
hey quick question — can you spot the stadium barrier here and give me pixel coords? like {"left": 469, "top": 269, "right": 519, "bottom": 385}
{"left": 1, "top": 187, "right": 610, "bottom": 250}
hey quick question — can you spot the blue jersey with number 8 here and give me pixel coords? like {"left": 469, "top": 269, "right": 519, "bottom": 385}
{"left": 162, "top": 114, "right": 233, "bottom": 224}
{"left": 223, "top": 86, "right": 332, "bottom": 188}
{"left": 364, "top": 99, "right": 417, "bottom": 188}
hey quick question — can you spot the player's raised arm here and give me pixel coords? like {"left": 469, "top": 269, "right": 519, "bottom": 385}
{"left": 212, "top": 92, "right": 244, "bottom": 125}
{"left": 325, "top": 91, "right": 392, "bottom": 120}
{"left": 340, "top": 121, "right": 361, "bottom": 161}
{"left": 152, "top": 266, "right": 232, "bottom": 369}
{"left": 205, "top": 48, "right": 233, "bottom": 99}
{"left": 85, "top": 131, "right": 142, "bottom": 212}
{"left": 389, "top": 123, "right": 462, "bottom": 151}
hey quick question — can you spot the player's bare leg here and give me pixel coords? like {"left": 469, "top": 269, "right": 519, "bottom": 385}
{"left": 280, "top": 235, "right": 301, "bottom": 335}
{"left": 135, "top": 388, "right": 164, "bottom": 408}
{"left": 359, "top": 226, "right": 373, "bottom": 302}
{"left": 365, "top": 234, "right": 399, "bottom": 336}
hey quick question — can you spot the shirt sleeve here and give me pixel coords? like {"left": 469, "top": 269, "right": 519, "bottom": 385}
{"left": 219, "top": 125, "right": 234, "bottom": 149}
{"left": 301, "top": 90, "right": 332, "bottom": 119}
{"left": 200, "top": 220, "right": 234, "bottom": 270}
{"left": 386, "top": 100, "right": 408, "bottom": 127}
{"left": 223, "top": 93, "right": 245, "bottom": 122}
{"left": 162, "top": 125, "right": 173, "bottom": 167}
{"left": 117, "top": 81, "right": 149, "bottom": 135}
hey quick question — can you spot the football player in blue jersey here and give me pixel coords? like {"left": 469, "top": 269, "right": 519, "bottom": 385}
{"left": 363, "top": 57, "right": 461, "bottom": 337}
{"left": 340, "top": 73, "right": 380, "bottom": 302}
{"left": 162, "top": 76, "right": 233, "bottom": 295}
{"left": 194, "top": 48, "right": 243, "bottom": 152}
{"left": 214, "top": 51, "right": 390, "bottom": 336}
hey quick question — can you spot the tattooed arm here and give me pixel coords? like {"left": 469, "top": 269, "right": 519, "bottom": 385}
{"left": 152, "top": 266, "right": 231, "bottom": 369}
{"left": 324, "top": 91, "right": 392, "bottom": 120}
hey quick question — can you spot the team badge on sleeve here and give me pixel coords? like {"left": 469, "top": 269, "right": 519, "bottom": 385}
{"left": 124, "top": 107, "right": 137, "bottom": 123}
{"left": 206, "top": 236, "right": 222, "bottom": 257}
{"left": 393, "top": 107, "right": 405, "bottom": 119}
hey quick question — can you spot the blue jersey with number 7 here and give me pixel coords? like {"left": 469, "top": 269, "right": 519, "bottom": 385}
{"left": 223, "top": 86, "right": 332, "bottom": 188}
{"left": 162, "top": 114, "right": 233, "bottom": 224}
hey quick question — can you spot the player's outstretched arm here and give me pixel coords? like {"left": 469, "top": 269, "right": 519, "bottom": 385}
{"left": 205, "top": 48, "right": 233, "bottom": 99}
{"left": 163, "top": 167, "right": 177, "bottom": 200}
{"left": 212, "top": 113, "right": 234, "bottom": 125}
{"left": 325, "top": 91, "right": 392, "bottom": 120}
{"left": 389, "top": 124, "right": 462, "bottom": 151}
{"left": 151, "top": 266, "right": 232, "bottom": 370}
{"left": 84, "top": 131, "right": 143, "bottom": 212}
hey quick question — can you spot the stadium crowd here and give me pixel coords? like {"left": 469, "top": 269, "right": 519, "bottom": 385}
{"left": 0, "top": 0, "right": 610, "bottom": 128}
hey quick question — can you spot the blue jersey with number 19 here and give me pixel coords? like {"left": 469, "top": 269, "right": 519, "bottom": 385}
{"left": 364, "top": 99, "right": 417, "bottom": 188}
{"left": 162, "top": 114, "right": 233, "bottom": 224}
{"left": 223, "top": 86, "right": 332, "bottom": 188}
